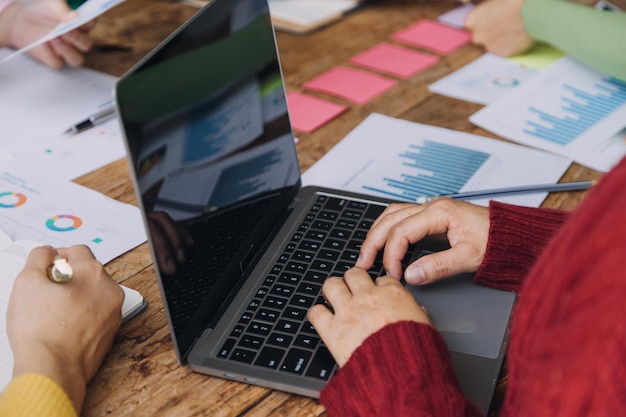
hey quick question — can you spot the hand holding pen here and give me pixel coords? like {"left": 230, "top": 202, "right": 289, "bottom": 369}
{"left": 63, "top": 105, "right": 115, "bottom": 135}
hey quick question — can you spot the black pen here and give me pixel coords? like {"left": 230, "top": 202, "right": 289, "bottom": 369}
{"left": 63, "top": 106, "right": 116, "bottom": 135}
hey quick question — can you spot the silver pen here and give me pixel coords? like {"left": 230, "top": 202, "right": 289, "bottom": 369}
{"left": 63, "top": 106, "right": 116, "bottom": 135}
{"left": 415, "top": 180, "right": 596, "bottom": 204}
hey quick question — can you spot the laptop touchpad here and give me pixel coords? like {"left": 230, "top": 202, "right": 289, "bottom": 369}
{"left": 406, "top": 251, "right": 516, "bottom": 359}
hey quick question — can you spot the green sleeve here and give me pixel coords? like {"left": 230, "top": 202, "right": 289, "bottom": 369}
{"left": 522, "top": 0, "right": 626, "bottom": 81}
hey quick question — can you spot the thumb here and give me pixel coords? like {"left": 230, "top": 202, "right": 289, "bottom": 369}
{"left": 404, "top": 246, "right": 476, "bottom": 285}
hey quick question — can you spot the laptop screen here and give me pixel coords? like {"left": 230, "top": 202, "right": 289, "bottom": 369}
{"left": 116, "top": 0, "right": 301, "bottom": 356}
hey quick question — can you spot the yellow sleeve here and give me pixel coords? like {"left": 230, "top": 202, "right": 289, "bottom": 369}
{"left": 0, "top": 374, "right": 77, "bottom": 417}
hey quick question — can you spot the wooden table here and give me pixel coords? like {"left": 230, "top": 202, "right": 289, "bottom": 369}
{"left": 77, "top": 1, "right": 600, "bottom": 415}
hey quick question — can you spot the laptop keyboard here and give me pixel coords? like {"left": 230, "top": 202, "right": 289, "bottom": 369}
{"left": 217, "top": 194, "right": 411, "bottom": 380}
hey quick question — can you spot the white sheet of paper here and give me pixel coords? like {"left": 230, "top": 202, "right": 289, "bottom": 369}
{"left": 268, "top": 0, "right": 359, "bottom": 25}
{"left": 1, "top": 0, "right": 126, "bottom": 63}
{"left": 470, "top": 57, "right": 626, "bottom": 172}
{"left": 0, "top": 49, "right": 125, "bottom": 180}
{"left": 302, "top": 113, "right": 572, "bottom": 208}
{"left": 429, "top": 53, "right": 537, "bottom": 105}
{"left": 0, "top": 160, "right": 146, "bottom": 264}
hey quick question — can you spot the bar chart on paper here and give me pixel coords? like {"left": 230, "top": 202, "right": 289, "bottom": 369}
{"left": 362, "top": 141, "right": 490, "bottom": 201}
{"left": 302, "top": 113, "right": 572, "bottom": 208}
{"left": 470, "top": 57, "right": 626, "bottom": 172}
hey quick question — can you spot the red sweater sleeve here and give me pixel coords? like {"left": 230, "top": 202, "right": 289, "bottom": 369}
{"left": 474, "top": 201, "right": 569, "bottom": 292}
{"left": 320, "top": 321, "right": 483, "bottom": 417}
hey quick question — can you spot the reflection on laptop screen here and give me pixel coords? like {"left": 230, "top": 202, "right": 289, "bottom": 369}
{"left": 117, "top": 0, "right": 300, "bottom": 357}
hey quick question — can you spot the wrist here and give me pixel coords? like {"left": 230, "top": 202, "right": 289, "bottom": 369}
{"left": 12, "top": 343, "right": 87, "bottom": 414}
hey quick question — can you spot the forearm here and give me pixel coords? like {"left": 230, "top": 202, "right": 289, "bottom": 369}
{"left": 522, "top": 0, "right": 626, "bottom": 81}
{"left": 321, "top": 321, "right": 482, "bottom": 417}
{"left": 474, "top": 201, "right": 569, "bottom": 292}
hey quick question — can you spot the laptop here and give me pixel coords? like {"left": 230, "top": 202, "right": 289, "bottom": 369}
{"left": 114, "top": 0, "right": 516, "bottom": 413}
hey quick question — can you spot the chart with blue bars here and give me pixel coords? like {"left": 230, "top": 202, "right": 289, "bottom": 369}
{"left": 524, "top": 77, "right": 626, "bottom": 146}
{"left": 363, "top": 140, "right": 490, "bottom": 202}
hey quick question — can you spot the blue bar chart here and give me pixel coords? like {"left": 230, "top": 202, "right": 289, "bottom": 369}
{"left": 524, "top": 77, "right": 626, "bottom": 146}
{"left": 470, "top": 57, "right": 626, "bottom": 172}
{"left": 209, "top": 148, "right": 283, "bottom": 207}
{"left": 363, "top": 141, "right": 490, "bottom": 201}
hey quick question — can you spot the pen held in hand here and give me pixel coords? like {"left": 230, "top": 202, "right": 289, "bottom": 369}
{"left": 415, "top": 180, "right": 596, "bottom": 204}
{"left": 63, "top": 106, "right": 116, "bottom": 135}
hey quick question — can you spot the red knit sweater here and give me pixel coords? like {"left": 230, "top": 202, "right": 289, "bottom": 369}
{"left": 321, "top": 157, "right": 626, "bottom": 416}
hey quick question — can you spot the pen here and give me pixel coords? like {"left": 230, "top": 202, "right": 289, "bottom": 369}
{"left": 415, "top": 180, "right": 596, "bottom": 204}
{"left": 63, "top": 106, "right": 116, "bottom": 135}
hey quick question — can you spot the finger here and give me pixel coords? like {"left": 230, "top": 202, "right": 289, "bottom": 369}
{"left": 307, "top": 304, "right": 334, "bottom": 339}
{"left": 380, "top": 199, "right": 464, "bottom": 278}
{"left": 28, "top": 44, "right": 64, "bottom": 69}
{"left": 61, "top": 29, "right": 94, "bottom": 52}
{"left": 321, "top": 276, "right": 351, "bottom": 309}
{"left": 49, "top": 38, "right": 84, "bottom": 67}
{"left": 23, "top": 246, "right": 59, "bottom": 275}
{"left": 356, "top": 204, "right": 424, "bottom": 270}
{"left": 342, "top": 267, "right": 375, "bottom": 294}
{"left": 404, "top": 243, "right": 479, "bottom": 285}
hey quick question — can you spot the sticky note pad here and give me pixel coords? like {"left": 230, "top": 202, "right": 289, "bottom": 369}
{"left": 286, "top": 92, "right": 348, "bottom": 133}
{"left": 303, "top": 67, "right": 397, "bottom": 104}
{"left": 349, "top": 42, "right": 440, "bottom": 79}
{"left": 392, "top": 19, "right": 471, "bottom": 55}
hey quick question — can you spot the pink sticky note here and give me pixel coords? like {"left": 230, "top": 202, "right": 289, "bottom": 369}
{"left": 303, "top": 67, "right": 397, "bottom": 104}
{"left": 392, "top": 19, "right": 471, "bottom": 55}
{"left": 349, "top": 42, "right": 440, "bottom": 79}
{"left": 286, "top": 92, "right": 348, "bottom": 133}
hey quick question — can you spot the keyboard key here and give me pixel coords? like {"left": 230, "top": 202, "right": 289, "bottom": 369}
{"left": 299, "top": 240, "right": 321, "bottom": 251}
{"left": 255, "top": 308, "right": 280, "bottom": 322}
{"left": 239, "top": 335, "right": 264, "bottom": 350}
{"left": 303, "top": 271, "right": 325, "bottom": 284}
{"left": 230, "top": 325, "right": 245, "bottom": 337}
{"left": 218, "top": 338, "right": 236, "bottom": 358}
{"left": 297, "top": 282, "right": 321, "bottom": 296}
{"left": 270, "top": 284, "right": 295, "bottom": 297}
{"left": 294, "top": 333, "right": 319, "bottom": 349}
{"left": 290, "top": 294, "right": 315, "bottom": 308}
{"left": 305, "top": 346, "right": 335, "bottom": 380}
{"left": 280, "top": 348, "right": 312, "bottom": 375}
{"left": 283, "top": 306, "right": 307, "bottom": 321}
{"left": 301, "top": 321, "right": 317, "bottom": 334}
{"left": 278, "top": 273, "right": 301, "bottom": 285}
{"left": 267, "top": 332, "right": 293, "bottom": 347}
{"left": 263, "top": 296, "right": 288, "bottom": 309}
{"left": 311, "top": 259, "right": 334, "bottom": 272}
{"left": 248, "top": 321, "right": 272, "bottom": 336}
{"left": 231, "top": 348, "right": 256, "bottom": 364}
{"left": 254, "top": 346, "right": 285, "bottom": 369}
{"left": 276, "top": 319, "right": 299, "bottom": 333}
{"left": 323, "top": 239, "right": 345, "bottom": 251}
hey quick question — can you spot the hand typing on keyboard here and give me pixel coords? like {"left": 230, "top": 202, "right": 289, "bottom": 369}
{"left": 356, "top": 199, "right": 489, "bottom": 286}
{"left": 307, "top": 267, "right": 431, "bottom": 367}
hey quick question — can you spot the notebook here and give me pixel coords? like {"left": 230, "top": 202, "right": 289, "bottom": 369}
{"left": 114, "top": 0, "right": 516, "bottom": 413}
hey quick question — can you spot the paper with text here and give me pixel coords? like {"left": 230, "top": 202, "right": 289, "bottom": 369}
{"left": 0, "top": 49, "right": 125, "bottom": 180}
